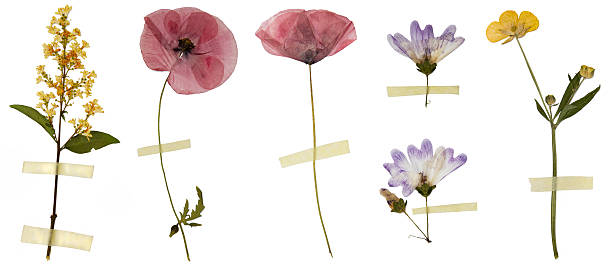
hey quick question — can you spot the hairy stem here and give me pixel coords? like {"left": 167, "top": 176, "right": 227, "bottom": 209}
{"left": 308, "top": 64, "right": 333, "bottom": 257}
{"left": 158, "top": 75, "right": 190, "bottom": 261}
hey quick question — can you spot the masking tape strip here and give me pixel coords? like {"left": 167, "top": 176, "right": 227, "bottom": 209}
{"left": 387, "top": 86, "right": 459, "bottom": 97}
{"left": 21, "top": 225, "right": 93, "bottom": 251}
{"left": 137, "top": 139, "right": 191, "bottom": 156}
{"left": 529, "top": 176, "right": 593, "bottom": 192}
{"left": 22, "top": 162, "right": 94, "bottom": 178}
{"left": 279, "top": 140, "right": 350, "bottom": 168}
{"left": 412, "top": 202, "right": 477, "bottom": 214}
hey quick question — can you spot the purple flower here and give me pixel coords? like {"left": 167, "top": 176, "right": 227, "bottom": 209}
{"left": 383, "top": 139, "right": 467, "bottom": 197}
{"left": 388, "top": 21, "right": 464, "bottom": 75}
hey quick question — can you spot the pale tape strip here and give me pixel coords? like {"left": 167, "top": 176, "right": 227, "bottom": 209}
{"left": 387, "top": 86, "right": 460, "bottom": 97}
{"left": 279, "top": 140, "right": 350, "bottom": 168}
{"left": 529, "top": 176, "right": 593, "bottom": 192}
{"left": 412, "top": 202, "right": 477, "bottom": 214}
{"left": 21, "top": 225, "right": 93, "bottom": 251}
{"left": 22, "top": 162, "right": 94, "bottom": 178}
{"left": 137, "top": 139, "right": 191, "bottom": 156}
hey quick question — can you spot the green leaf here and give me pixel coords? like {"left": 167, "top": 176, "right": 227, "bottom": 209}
{"left": 185, "top": 186, "right": 205, "bottom": 222}
{"left": 185, "top": 222, "right": 202, "bottom": 227}
{"left": 554, "top": 72, "right": 581, "bottom": 119}
{"left": 181, "top": 199, "right": 189, "bottom": 221}
{"left": 535, "top": 99, "right": 549, "bottom": 121}
{"left": 64, "top": 131, "right": 119, "bottom": 154}
{"left": 169, "top": 224, "right": 179, "bottom": 238}
{"left": 557, "top": 86, "right": 600, "bottom": 124}
{"left": 10, "top": 104, "right": 55, "bottom": 140}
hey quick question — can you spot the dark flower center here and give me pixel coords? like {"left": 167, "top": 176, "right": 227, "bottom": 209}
{"left": 175, "top": 38, "right": 195, "bottom": 55}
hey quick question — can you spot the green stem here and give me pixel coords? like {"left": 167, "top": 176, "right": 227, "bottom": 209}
{"left": 551, "top": 124, "right": 558, "bottom": 259}
{"left": 402, "top": 211, "right": 430, "bottom": 242}
{"left": 308, "top": 64, "right": 333, "bottom": 258}
{"left": 425, "top": 75, "right": 430, "bottom": 107}
{"left": 157, "top": 75, "right": 190, "bottom": 261}
{"left": 425, "top": 196, "right": 430, "bottom": 242}
{"left": 516, "top": 38, "right": 552, "bottom": 118}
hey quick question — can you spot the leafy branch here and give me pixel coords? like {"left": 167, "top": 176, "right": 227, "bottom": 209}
{"left": 170, "top": 186, "right": 205, "bottom": 237}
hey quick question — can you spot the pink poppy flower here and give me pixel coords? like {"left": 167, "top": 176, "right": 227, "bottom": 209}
{"left": 255, "top": 9, "right": 356, "bottom": 64}
{"left": 140, "top": 7, "right": 238, "bottom": 94}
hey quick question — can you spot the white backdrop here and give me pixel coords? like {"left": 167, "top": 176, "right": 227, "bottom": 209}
{"left": 0, "top": 0, "right": 610, "bottom": 267}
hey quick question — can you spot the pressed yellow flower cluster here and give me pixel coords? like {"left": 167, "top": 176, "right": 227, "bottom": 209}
{"left": 35, "top": 5, "right": 102, "bottom": 138}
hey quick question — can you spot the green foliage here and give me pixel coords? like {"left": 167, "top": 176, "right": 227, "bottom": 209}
{"left": 170, "top": 186, "right": 205, "bottom": 238}
{"left": 554, "top": 72, "right": 582, "bottom": 119}
{"left": 10, "top": 104, "right": 56, "bottom": 140}
{"left": 535, "top": 99, "right": 549, "bottom": 121}
{"left": 416, "top": 184, "right": 436, "bottom": 198}
{"left": 391, "top": 199, "right": 407, "bottom": 213}
{"left": 557, "top": 86, "right": 600, "bottom": 124}
{"left": 64, "top": 131, "right": 120, "bottom": 154}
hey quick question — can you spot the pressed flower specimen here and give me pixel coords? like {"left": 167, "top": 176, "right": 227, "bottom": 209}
{"left": 388, "top": 21, "right": 464, "bottom": 107}
{"left": 487, "top": 10, "right": 601, "bottom": 259}
{"left": 140, "top": 7, "right": 237, "bottom": 261}
{"left": 381, "top": 139, "right": 466, "bottom": 242}
{"left": 256, "top": 9, "right": 356, "bottom": 257}
{"left": 10, "top": 5, "right": 119, "bottom": 260}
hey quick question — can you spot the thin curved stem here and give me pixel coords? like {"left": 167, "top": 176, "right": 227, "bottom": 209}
{"left": 516, "top": 38, "right": 552, "bottom": 118}
{"left": 158, "top": 75, "right": 190, "bottom": 261}
{"left": 402, "top": 211, "right": 430, "bottom": 242}
{"left": 308, "top": 64, "right": 333, "bottom": 258}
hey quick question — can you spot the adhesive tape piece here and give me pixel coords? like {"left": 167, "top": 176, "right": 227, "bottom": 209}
{"left": 22, "top": 162, "right": 94, "bottom": 178}
{"left": 529, "top": 176, "right": 593, "bottom": 192}
{"left": 137, "top": 139, "right": 191, "bottom": 156}
{"left": 412, "top": 202, "right": 477, "bottom": 214}
{"left": 21, "top": 225, "right": 93, "bottom": 251}
{"left": 279, "top": 140, "right": 350, "bottom": 168}
{"left": 387, "top": 86, "right": 460, "bottom": 97}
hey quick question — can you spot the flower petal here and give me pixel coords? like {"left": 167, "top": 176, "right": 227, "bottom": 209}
{"left": 432, "top": 148, "right": 467, "bottom": 185}
{"left": 499, "top": 10, "right": 518, "bottom": 30}
{"left": 387, "top": 34, "right": 409, "bottom": 57}
{"left": 192, "top": 16, "right": 238, "bottom": 89}
{"left": 517, "top": 11, "right": 539, "bottom": 37}
{"left": 407, "top": 139, "right": 433, "bottom": 173}
{"left": 486, "top": 21, "right": 508, "bottom": 43}
{"left": 175, "top": 8, "right": 219, "bottom": 46}
{"left": 140, "top": 9, "right": 181, "bottom": 71}
{"left": 402, "top": 183, "right": 415, "bottom": 197}
{"left": 391, "top": 149, "right": 411, "bottom": 171}
{"left": 305, "top": 9, "right": 356, "bottom": 62}
{"left": 167, "top": 54, "right": 224, "bottom": 94}
{"left": 439, "top": 25, "right": 457, "bottom": 40}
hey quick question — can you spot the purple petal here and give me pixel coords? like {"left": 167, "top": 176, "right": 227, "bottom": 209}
{"left": 402, "top": 182, "right": 415, "bottom": 197}
{"left": 391, "top": 149, "right": 411, "bottom": 171}
{"left": 383, "top": 163, "right": 401, "bottom": 177}
{"left": 436, "top": 148, "right": 467, "bottom": 183}
{"left": 439, "top": 25, "right": 456, "bottom": 40}
{"left": 423, "top": 24, "right": 434, "bottom": 41}
{"left": 410, "top": 20, "right": 422, "bottom": 43}
{"left": 387, "top": 34, "right": 409, "bottom": 57}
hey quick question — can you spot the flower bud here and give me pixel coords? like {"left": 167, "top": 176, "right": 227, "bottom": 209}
{"left": 580, "top": 65, "right": 595, "bottom": 79}
{"left": 545, "top": 95, "right": 556, "bottom": 105}
{"left": 380, "top": 188, "right": 406, "bottom": 213}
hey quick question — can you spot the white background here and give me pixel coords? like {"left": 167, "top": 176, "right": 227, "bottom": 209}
{"left": 0, "top": 0, "right": 610, "bottom": 267}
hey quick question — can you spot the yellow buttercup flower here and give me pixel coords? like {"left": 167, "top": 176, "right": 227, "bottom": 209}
{"left": 580, "top": 65, "right": 595, "bottom": 79}
{"left": 487, "top": 10, "right": 539, "bottom": 44}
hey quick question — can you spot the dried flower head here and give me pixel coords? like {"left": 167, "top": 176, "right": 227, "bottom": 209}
{"left": 36, "top": 5, "right": 100, "bottom": 138}
{"left": 580, "top": 65, "right": 595, "bottom": 79}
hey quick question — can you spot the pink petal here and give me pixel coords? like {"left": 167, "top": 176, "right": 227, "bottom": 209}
{"left": 305, "top": 10, "right": 356, "bottom": 57}
{"left": 255, "top": 9, "right": 356, "bottom": 64}
{"left": 140, "top": 9, "right": 181, "bottom": 71}
{"left": 174, "top": 7, "right": 219, "bottom": 46}
{"left": 168, "top": 55, "right": 225, "bottom": 94}
{"left": 192, "top": 17, "right": 238, "bottom": 89}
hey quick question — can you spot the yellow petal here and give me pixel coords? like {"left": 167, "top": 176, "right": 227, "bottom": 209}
{"left": 499, "top": 10, "right": 519, "bottom": 30}
{"left": 486, "top": 21, "right": 508, "bottom": 42}
{"left": 501, "top": 35, "right": 515, "bottom": 44}
{"left": 518, "top": 11, "right": 539, "bottom": 33}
